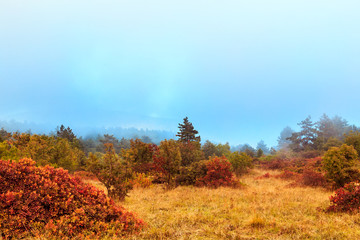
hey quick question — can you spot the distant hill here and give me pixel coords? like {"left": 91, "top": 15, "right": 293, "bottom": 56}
{"left": 0, "top": 120, "right": 175, "bottom": 144}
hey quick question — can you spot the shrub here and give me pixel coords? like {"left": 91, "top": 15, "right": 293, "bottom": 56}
{"left": 87, "top": 144, "right": 133, "bottom": 201}
{"left": 322, "top": 144, "right": 359, "bottom": 188}
{"left": 228, "top": 152, "right": 253, "bottom": 176}
{"left": 344, "top": 131, "right": 360, "bottom": 155}
{"left": 275, "top": 170, "right": 299, "bottom": 180}
{"left": 261, "top": 158, "right": 290, "bottom": 170}
{"left": 195, "top": 156, "right": 239, "bottom": 188}
{"left": 153, "top": 139, "right": 182, "bottom": 189}
{"left": 298, "top": 150, "right": 322, "bottom": 159}
{"left": 0, "top": 158, "right": 144, "bottom": 239}
{"left": 130, "top": 173, "right": 153, "bottom": 188}
{"left": 175, "top": 160, "right": 208, "bottom": 186}
{"left": 72, "top": 170, "right": 98, "bottom": 181}
{"left": 327, "top": 182, "right": 360, "bottom": 212}
{"left": 178, "top": 141, "right": 204, "bottom": 166}
{"left": 122, "top": 139, "right": 157, "bottom": 174}
{"left": 4, "top": 133, "right": 85, "bottom": 171}
{"left": 304, "top": 157, "right": 322, "bottom": 172}
{"left": 297, "top": 169, "right": 327, "bottom": 187}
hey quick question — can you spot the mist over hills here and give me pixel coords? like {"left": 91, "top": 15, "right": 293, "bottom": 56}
{"left": 0, "top": 119, "right": 263, "bottom": 150}
{"left": 0, "top": 119, "right": 175, "bottom": 145}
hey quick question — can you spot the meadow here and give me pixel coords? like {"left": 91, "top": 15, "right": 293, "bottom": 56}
{"left": 115, "top": 168, "right": 360, "bottom": 240}
{"left": 2, "top": 116, "right": 360, "bottom": 239}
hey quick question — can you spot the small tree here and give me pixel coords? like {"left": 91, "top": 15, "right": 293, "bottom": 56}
{"left": 256, "top": 148, "right": 264, "bottom": 158}
{"left": 176, "top": 117, "right": 201, "bottom": 142}
{"left": 178, "top": 141, "right": 204, "bottom": 166}
{"left": 229, "top": 152, "right": 253, "bottom": 176}
{"left": 122, "top": 139, "right": 157, "bottom": 173}
{"left": 344, "top": 131, "right": 360, "bottom": 155}
{"left": 87, "top": 143, "right": 133, "bottom": 200}
{"left": 202, "top": 140, "right": 218, "bottom": 159}
{"left": 153, "top": 139, "right": 181, "bottom": 189}
{"left": 322, "top": 144, "right": 359, "bottom": 188}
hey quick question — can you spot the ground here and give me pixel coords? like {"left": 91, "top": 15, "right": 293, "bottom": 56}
{"left": 116, "top": 169, "right": 360, "bottom": 240}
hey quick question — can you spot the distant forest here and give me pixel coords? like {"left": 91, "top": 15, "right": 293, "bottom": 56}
{"left": 1, "top": 114, "right": 359, "bottom": 155}
{"left": 0, "top": 119, "right": 175, "bottom": 145}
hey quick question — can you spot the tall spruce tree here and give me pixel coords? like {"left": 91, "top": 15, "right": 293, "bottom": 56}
{"left": 176, "top": 117, "right": 201, "bottom": 142}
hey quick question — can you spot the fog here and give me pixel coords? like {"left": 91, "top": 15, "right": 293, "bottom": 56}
{"left": 1, "top": 0, "right": 360, "bottom": 147}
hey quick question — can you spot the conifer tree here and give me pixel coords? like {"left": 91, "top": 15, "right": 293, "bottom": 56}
{"left": 176, "top": 117, "right": 201, "bottom": 142}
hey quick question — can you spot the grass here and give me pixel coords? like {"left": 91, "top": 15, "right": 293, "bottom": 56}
{"left": 118, "top": 169, "right": 360, "bottom": 239}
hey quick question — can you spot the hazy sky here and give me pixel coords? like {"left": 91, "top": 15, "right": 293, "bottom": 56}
{"left": 1, "top": 0, "right": 360, "bottom": 147}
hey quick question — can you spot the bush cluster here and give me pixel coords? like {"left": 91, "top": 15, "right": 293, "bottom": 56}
{"left": 322, "top": 144, "right": 360, "bottom": 188}
{"left": 297, "top": 169, "right": 327, "bottom": 187}
{"left": 176, "top": 160, "right": 208, "bottom": 186}
{"left": 274, "top": 170, "right": 299, "bottom": 180}
{"left": 327, "top": 182, "right": 360, "bottom": 212}
{"left": 130, "top": 173, "right": 153, "bottom": 188}
{"left": 0, "top": 158, "right": 144, "bottom": 239}
{"left": 260, "top": 155, "right": 328, "bottom": 187}
{"left": 195, "top": 156, "right": 240, "bottom": 188}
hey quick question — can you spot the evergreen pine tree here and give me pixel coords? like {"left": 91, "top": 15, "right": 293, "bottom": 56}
{"left": 176, "top": 117, "right": 201, "bottom": 142}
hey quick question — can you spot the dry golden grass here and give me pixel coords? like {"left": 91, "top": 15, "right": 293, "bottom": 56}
{"left": 119, "top": 169, "right": 360, "bottom": 240}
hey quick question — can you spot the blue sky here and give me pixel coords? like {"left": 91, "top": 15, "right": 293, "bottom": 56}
{"left": 1, "top": 0, "right": 360, "bottom": 147}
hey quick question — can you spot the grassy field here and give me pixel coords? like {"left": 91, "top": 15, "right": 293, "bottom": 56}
{"left": 116, "top": 169, "right": 360, "bottom": 240}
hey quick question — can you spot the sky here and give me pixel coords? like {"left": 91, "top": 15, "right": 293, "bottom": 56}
{"left": 1, "top": 0, "right": 360, "bottom": 147}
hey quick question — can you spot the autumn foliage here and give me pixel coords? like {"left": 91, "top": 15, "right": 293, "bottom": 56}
{"left": 327, "top": 182, "right": 360, "bottom": 212}
{"left": 0, "top": 158, "right": 144, "bottom": 239}
{"left": 196, "top": 156, "right": 240, "bottom": 188}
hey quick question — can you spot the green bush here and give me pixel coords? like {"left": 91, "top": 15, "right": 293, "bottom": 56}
{"left": 176, "top": 160, "right": 207, "bottom": 186}
{"left": 322, "top": 144, "right": 359, "bottom": 188}
{"left": 87, "top": 144, "right": 133, "bottom": 201}
{"left": 228, "top": 152, "right": 253, "bottom": 176}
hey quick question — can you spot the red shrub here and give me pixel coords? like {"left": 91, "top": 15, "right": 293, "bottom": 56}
{"left": 73, "top": 170, "right": 99, "bottom": 181}
{"left": 261, "top": 159, "right": 290, "bottom": 170}
{"left": 0, "top": 158, "right": 144, "bottom": 239}
{"left": 295, "top": 157, "right": 323, "bottom": 173}
{"left": 297, "top": 168, "right": 327, "bottom": 187}
{"left": 275, "top": 170, "right": 299, "bottom": 180}
{"left": 195, "top": 156, "right": 239, "bottom": 188}
{"left": 327, "top": 182, "right": 360, "bottom": 212}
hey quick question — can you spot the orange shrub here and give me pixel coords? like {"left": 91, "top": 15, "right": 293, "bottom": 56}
{"left": 130, "top": 173, "right": 153, "bottom": 188}
{"left": 73, "top": 170, "right": 99, "bottom": 181}
{"left": 195, "top": 156, "right": 240, "bottom": 188}
{"left": 0, "top": 158, "right": 144, "bottom": 239}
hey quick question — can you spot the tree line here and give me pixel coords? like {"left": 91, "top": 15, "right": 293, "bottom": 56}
{"left": 0, "top": 117, "right": 255, "bottom": 200}
{"left": 2, "top": 114, "right": 360, "bottom": 199}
